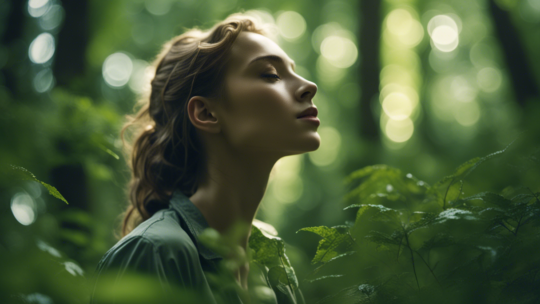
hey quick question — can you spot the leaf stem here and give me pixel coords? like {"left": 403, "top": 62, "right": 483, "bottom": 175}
{"left": 403, "top": 227, "right": 420, "bottom": 289}
{"left": 498, "top": 220, "right": 516, "bottom": 236}
{"left": 397, "top": 236, "right": 403, "bottom": 262}
{"left": 413, "top": 249, "right": 442, "bottom": 288}
{"left": 514, "top": 215, "right": 524, "bottom": 236}
{"left": 443, "top": 178, "right": 455, "bottom": 210}
{"left": 528, "top": 187, "right": 540, "bottom": 204}
{"left": 277, "top": 245, "right": 293, "bottom": 290}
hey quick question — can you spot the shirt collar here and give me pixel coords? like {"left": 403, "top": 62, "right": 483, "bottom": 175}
{"left": 169, "top": 190, "right": 222, "bottom": 261}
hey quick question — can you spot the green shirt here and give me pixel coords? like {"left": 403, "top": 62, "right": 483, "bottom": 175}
{"left": 90, "top": 190, "right": 304, "bottom": 304}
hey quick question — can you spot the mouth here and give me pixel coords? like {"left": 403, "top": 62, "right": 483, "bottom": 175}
{"left": 296, "top": 106, "right": 318, "bottom": 119}
{"left": 297, "top": 115, "right": 320, "bottom": 126}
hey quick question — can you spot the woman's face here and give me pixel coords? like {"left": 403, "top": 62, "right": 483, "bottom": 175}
{"left": 214, "top": 31, "right": 320, "bottom": 157}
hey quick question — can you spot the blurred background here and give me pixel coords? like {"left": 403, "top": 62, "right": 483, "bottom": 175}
{"left": 0, "top": 0, "right": 539, "bottom": 302}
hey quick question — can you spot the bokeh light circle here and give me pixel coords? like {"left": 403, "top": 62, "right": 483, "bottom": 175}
{"left": 28, "top": 0, "right": 50, "bottom": 18}
{"left": 320, "top": 36, "right": 358, "bottom": 68}
{"left": 477, "top": 67, "right": 502, "bottom": 92}
{"left": 385, "top": 118, "right": 414, "bottom": 143}
{"left": 454, "top": 101, "right": 481, "bottom": 126}
{"left": 11, "top": 192, "right": 37, "bottom": 226}
{"left": 428, "top": 15, "right": 459, "bottom": 52}
{"left": 382, "top": 92, "right": 413, "bottom": 120}
{"left": 387, "top": 9, "right": 414, "bottom": 36}
{"left": 308, "top": 126, "right": 341, "bottom": 166}
{"left": 39, "top": 5, "right": 65, "bottom": 31}
{"left": 29, "top": 33, "right": 55, "bottom": 64}
{"left": 276, "top": 11, "right": 306, "bottom": 40}
{"left": 33, "top": 68, "right": 54, "bottom": 93}
{"left": 102, "top": 52, "right": 133, "bottom": 87}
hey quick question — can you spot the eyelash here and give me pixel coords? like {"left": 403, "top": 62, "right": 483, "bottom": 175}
{"left": 262, "top": 74, "right": 281, "bottom": 80}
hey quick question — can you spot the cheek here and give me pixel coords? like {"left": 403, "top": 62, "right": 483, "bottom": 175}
{"left": 221, "top": 80, "right": 295, "bottom": 146}
{"left": 229, "top": 80, "right": 291, "bottom": 124}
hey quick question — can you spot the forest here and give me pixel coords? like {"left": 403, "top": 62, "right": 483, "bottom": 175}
{"left": 1, "top": 0, "right": 540, "bottom": 303}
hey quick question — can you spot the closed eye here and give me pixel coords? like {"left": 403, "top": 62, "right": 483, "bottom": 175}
{"left": 262, "top": 74, "right": 281, "bottom": 80}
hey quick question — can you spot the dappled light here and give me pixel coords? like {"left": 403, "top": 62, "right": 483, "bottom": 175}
{"left": 428, "top": 15, "right": 460, "bottom": 52}
{"left": 384, "top": 8, "right": 424, "bottom": 48}
{"left": 2, "top": 0, "right": 540, "bottom": 303}
{"left": 102, "top": 52, "right": 133, "bottom": 87}
{"left": 28, "top": 33, "right": 55, "bottom": 64}
{"left": 28, "top": 0, "right": 50, "bottom": 18}
{"left": 272, "top": 158, "right": 304, "bottom": 204}
{"left": 477, "top": 66, "right": 502, "bottom": 92}
{"left": 384, "top": 117, "right": 414, "bottom": 143}
{"left": 144, "top": 0, "right": 174, "bottom": 16}
{"left": 308, "top": 126, "right": 341, "bottom": 167}
{"left": 33, "top": 68, "right": 54, "bottom": 93}
{"left": 11, "top": 192, "right": 37, "bottom": 226}
{"left": 320, "top": 35, "right": 358, "bottom": 68}
{"left": 128, "top": 59, "right": 152, "bottom": 94}
{"left": 276, "top": 11, "right": 306, "bottom": 41}
{"left": 38, "top": 4, "right": 64, "bottom": 30}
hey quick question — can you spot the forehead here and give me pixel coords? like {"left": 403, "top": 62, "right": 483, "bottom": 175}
{"left": 226, "top": 31, "right": 293, "bottom": 74}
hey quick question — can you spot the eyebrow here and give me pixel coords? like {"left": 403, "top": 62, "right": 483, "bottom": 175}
{"left": 248, "top": 55, "right": 296, "bottom": 72}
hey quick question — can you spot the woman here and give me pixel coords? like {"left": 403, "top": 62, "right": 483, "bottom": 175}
{"left": 90, "top": 11, "right": 319, "bottom": 304}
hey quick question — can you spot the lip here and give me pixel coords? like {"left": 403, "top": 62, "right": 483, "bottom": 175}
{"left": 298, "top": 116, "right": 320, "bottom": 126}
{"left": 297, "top": 106, "right": 318, "bottom": 119}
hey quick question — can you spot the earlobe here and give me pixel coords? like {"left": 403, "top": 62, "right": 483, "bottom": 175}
{"left": 187, "top": 96, "right": 221, "bottom": 134}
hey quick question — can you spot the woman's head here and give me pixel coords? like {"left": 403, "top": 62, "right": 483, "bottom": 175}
{"left": 187, "top": 31, "right": 319, "bottom": 160}
{"left": 120, "top": 12, "right": 318, "bottom": 237}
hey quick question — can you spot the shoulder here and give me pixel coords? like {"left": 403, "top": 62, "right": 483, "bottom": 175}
{"left": 98, "top": 209, "right": 199, "bottom": 269}
{"left": 92, "top": 208, "right": 219, "bottom": 303}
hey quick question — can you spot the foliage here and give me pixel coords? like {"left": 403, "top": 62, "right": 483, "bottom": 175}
{"left": 2, "top": 0, "right": 540, "bottom": 303}
{"left": 9, "top": 165, "right": 69, "bottom": 204}
{"left": 198, "top": 222, "right": 302, "bottom": 304}
{"left": 299, "top": 140, "right": 540, "bottom": 304}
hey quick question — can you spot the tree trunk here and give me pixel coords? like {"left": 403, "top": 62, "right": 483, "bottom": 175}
{"left": 1, "top": 0, "right": 26, "bottom": 96}
{"left": 53, "top": 0, "right": 90, "bottom": 88}
{"left": 358, "top": 0, "right": 382, "bottom": 141}
{"left": 488, "top": 0, "right": 539, "bottom": 106}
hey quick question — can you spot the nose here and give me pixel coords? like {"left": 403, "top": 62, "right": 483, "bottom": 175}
{"left": 296, "top": 79, "right": 318, "bottom": 103}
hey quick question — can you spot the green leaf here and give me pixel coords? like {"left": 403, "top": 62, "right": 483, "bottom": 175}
{"left": 463, "top": 192, "right": 512, "bottom": 209}
{"left": 406, "top": 212, "right": 438, "bottom": 234}
{"left": 344, "top": 165, "right": 390, "bottom": 185}
{"left": 430, "top": 141, "right": 515, "bottom": 195}
{"left": 297, "top": 226, "right": 353, "bottom": 265}
{"left": 343, "top": 165, "right": 427, "bottom": 212}
{"left": 268, "top": 266, "right": 287, "bottom": 286}
{"left": 10, "top": 165, "right": 69, "bottom": 204}
{"left": 427, "top": 141, "right": 516, "bottom": 210}
{"left": 434, "top": 208, "right": 478, "bottom": 224}
{"left": 62, "top": 261, "right": 84, "bottom": 277}
{"left": 358, "top": 284, "right": 376, "bottom": 296}
{"left": 326, "top": 251, "right": 356, "bottom": 264}
{"left": 307, "top": 274, "right": 344, "bottom": 283}
{"left": 249, "top": 226, "right": 298, "bottom": 291}
{"left": 96, "top": 142, "right": 120, "bottom": 160}
{"left": 511, "top": 193, "right": 536, "bottom": 205}
{"left": 419, "top": 233, "right": 455, "bottom": 252}
{"left": 345, "top": 204, "right": 402, "bottom": 225}
{"left": 365, "top": 230, "right": 403, "bottom": 246}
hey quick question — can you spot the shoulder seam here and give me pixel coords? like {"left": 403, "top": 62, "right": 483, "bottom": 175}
{"left": 138, "top": 209, "right": 180, "bottom": 244}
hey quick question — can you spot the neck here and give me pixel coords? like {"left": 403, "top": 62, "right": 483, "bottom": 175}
{"left": 189, "top": 146, "right": 280, "bottom": 250}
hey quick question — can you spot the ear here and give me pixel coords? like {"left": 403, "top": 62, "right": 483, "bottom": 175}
{"left": 187, "top": 96, "right": 221, "bottom": 134}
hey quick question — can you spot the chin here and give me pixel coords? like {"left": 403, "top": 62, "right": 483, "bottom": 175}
{"left": 306, "top": 138, "right": 321, "bottom": 152}
{"left": 296, "top": 135, "right": 322, "bottom": 153}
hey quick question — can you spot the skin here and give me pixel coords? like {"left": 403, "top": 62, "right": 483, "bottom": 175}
{"left": 186, "top": 31, "right": 319, "bottom": 288}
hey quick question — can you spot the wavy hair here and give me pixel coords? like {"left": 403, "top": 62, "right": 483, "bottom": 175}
{"left": 118, "top": 12, "right": 272, "bottom": 238}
